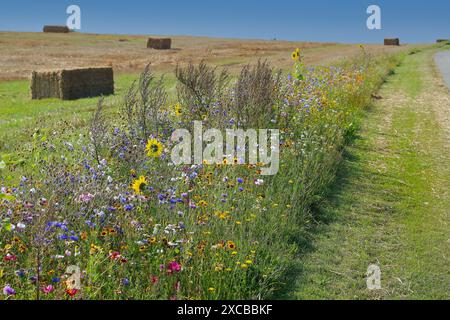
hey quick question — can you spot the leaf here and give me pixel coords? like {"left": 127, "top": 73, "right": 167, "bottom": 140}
{"left": 0, "top": 193, "right": 15, "bottom": 201}
{"left": 0, "top": 161, "right": 5, "bottom": 170}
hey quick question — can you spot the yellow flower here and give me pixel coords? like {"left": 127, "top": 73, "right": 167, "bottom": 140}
{"left": 291, "top": 49, "right": 300, "bottom": 61}
{"left": 145, "top": 138, "right": 164, "bottom": 158}
{"left": 132, "top": 176, "right": 148, "bottom": 195}
{"left": 245, "top": 260, "right": 253, "bottom": 265}
{"left": 208, "top": 287, "right": 216, "bottom": 292}
{"left": 241, "top": 263, "right": 248, "bottom": 269}
{"left": 227, "top": 241, "right": 236, "bottom": 250}
{"left": 0, "top": 269, "right": 3, "bottom": 278}
{"left": 174, "top": 103, "right": 182, "bottom": 116}
{"left": 198, "top": 200, "right": 208, "bottom": 207}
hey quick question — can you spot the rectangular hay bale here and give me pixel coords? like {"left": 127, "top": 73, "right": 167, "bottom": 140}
{"left": 43, "top": 25, "right": 70, "bottom": 33}
{"left": 147, "top": 38, "right": 172, "bottom": 50}
{"left": 384, "top": 38, "right": 400, "bottom": 46}
{"left": 31, "top": 67, "right": 114, "bottom": 100}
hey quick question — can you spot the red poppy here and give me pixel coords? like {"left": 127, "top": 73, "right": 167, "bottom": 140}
{"left": 3, "top": 254, "right": 17, "bottom": 262}
{"left": 65, "top": 289, "right": 78, "bottom": 297}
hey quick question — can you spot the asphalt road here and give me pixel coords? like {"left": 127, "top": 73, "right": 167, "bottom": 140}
{"left": 435, "top": 50, "right": 450, "bottom": 89}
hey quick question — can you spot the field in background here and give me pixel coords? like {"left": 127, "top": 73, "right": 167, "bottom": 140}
{"left": 0, "top": 31, "right": 409, "bottom": 80}
{"left": 0, "top": 32, "right": 412, "bottom": 161}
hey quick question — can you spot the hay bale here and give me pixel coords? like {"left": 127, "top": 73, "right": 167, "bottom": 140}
{"left": 147, "top": 38, "right": 172, "bottom": 50}
{"left": 43, "top": 25, "right": 70, "bottom": 33}
{"left": 384, "top": 38, "right": 400, "bottom": 46}
{"left": 31, "top": 67, "right": 114, "bottom": 100}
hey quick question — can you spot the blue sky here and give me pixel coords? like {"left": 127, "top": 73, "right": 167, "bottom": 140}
{"left": 0, "top": 0, "right": 448, "bottom": 43}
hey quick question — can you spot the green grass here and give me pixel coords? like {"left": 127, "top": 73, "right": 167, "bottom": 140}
{"left": 283, "top": 48, "right": 450, "bottom": 299}
{"left": 0, "top": 73, "right": 178, "bottom": 150}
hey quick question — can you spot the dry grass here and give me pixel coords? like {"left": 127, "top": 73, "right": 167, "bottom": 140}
{"left": 0, "top": 32, "right": 408, "bottom": 80}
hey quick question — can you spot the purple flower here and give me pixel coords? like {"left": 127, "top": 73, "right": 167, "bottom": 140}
{"left": 3, "top": 285, "right": 15, "bottom": 296}
{"left": 237, "top": 178, "right": 244, "bottom": 184}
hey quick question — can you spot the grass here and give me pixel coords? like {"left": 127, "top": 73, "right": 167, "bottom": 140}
{"left": 0, "top": 48, "right": 409, "bottom": 300}
{"left": 0, "top": 73, "right": 178, "bottom": 152}
{"left": 3, "top": 41, "right": 446, "bottom": 300}
{"left": 283, "top": 47, "right": 450, "bottom": 299}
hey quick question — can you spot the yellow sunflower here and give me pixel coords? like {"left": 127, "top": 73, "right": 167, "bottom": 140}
{"left": 291, "top": 48, "right": 300, "bottom": 61}
{"left": 132, "top": 175, "right": 148, "bottom": 195}
{"left": 145, "top": 138, "right": 164, "bottom": 158}
{"left": 174, "top": 103, "right": 182, "bottom": 117}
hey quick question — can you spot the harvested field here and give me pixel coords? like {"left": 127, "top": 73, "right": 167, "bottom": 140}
{"left": 0, "top": 32, "right": 409, "bottom": 80}
{"left": 31, "top": 67, "right": 114, "bottom": 100}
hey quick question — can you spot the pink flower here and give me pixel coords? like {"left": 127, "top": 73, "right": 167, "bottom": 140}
{"left": 77, "top": 193, "right": 95, "bottom": 203}
{"left": 42, "top": 285, "right": 54, "bottom": 294}
{"left": 151, "top": 276, "right": 159, "bottom": 285}
{"left": 167, "top": 261, "right": 181, "bottom": 274}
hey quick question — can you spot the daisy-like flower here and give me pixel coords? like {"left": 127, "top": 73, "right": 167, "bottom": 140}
{"left": 291, "top": 48, "right": 300, "bottom": 61}
{"left": 174, "top": 102, "right": 182, "bottom": 117}
{"left": 132, "top": 176, "right": 148, "bottom": 195}
{"left": 145, "top": 138, "right": 164, "bottom": 158}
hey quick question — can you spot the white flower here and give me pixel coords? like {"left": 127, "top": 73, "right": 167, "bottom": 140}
{"left": 255, "top": 179, "right": 264, "bottom": 185}
{"left": 17, "top": 223, "right": 26, "bottom": 229}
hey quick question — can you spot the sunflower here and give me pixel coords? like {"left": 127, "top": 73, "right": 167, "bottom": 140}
{"left": 132, "top": 176, "right": 148, "bottom": 195}
{"left": 174, "top": 103, "right": 182, "bottom": 117}
{"left": 291, "top": 48, "right": 300, "bottom": 61}
{"left": 145, "top": 138, "right": 164, "bottom": 158}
